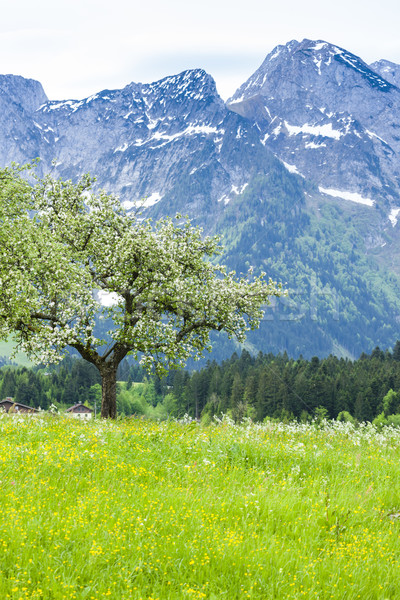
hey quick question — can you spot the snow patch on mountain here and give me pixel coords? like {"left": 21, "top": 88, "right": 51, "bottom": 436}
{"left": 218, "top": 183, "right": 249, "bottom": 205}
{"left": 389, "top": 207, "right": 400, "bottom": 226}
{"left": 143, "top": 192, "right": 162, "bottom": 207}
{"left": 284, "top": 121, "right": 342, "bottom": 140}
{"left": 365, "top": 129, "right": 389, "bottom": 146}
{"left": 148, "top": 125, "right": 223, "bottom": 147}
{"left": 305, "top": 141, "right": 327, "bottom": 149}
{"left": 370, "top": 59, "right": 400, "bottom": 88}
{"left": 268, "top": 46, "right": 284, "bottom": 61}
{"left": 218, "top": 194, "right": 231, "bottom": 205}
{"left": 313, "top": 57, "right": 323, "bottom": 75}
{"left": 231, "top": 183, "right": 248, "bottom": 194}
{"left": 122, "top": 193, "right": 162, "bottom": 210}
{"left": 229, "top": 95, "right": 245, "bottom": 105}
{"left": 114, "top": 142, "right": 130, "bottom": 153}
{"left": 282, "top": 161, "right": 304, "bottom": 177}
{"left": 319, "top": 187, "right": 374, "bottom": 206}
{"left": 42, "top": 99, "right": 85, "bottom": 113}
{"left": 335, "top": 52, "right": 392, "bottom": 90}
{"left": 313, "top": 42, "right": 329, "bottom": 52}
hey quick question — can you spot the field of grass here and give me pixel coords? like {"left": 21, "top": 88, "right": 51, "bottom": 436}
{"left": 1, "top": 415, "right": 400, "bottom": 599}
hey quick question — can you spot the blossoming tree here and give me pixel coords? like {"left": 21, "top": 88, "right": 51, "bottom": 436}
{"left": 0, "top": 164, "right": 283, "bottom": 418}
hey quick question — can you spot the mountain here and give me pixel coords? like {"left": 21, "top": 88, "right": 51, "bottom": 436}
{"left": 0, "top": 75, "right": 47, "bottom": 165}
{"left": 370, "top": 59, "right": 400, "bottom": 88}
{"left": 228, "top": 39, "right": 400, "bottom": 210}
{"left": 2, "top": 41, "right": 400, "bottom": 360}
{"left": 26, "top": 69, "right": 273, "bottom": 223}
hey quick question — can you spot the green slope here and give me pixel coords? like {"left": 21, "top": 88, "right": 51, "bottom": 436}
{"left": 0, "top": 339, "right": 33, "bottom": 367}
{"left": 209, "top": 168, "right": 400, "bottom": 359}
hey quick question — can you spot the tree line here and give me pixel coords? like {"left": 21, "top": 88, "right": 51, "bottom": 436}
{"left": 3, "top": 343, "right": 400, "bottom": 424}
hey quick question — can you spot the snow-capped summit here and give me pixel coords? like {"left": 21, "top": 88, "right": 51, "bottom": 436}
{"left": 227, "top": 38, "right": 400, "bottom": 207}
{"left": 228, "top": 38, "right": 395, "bottom": 108}
{"left": 28, "top": 67, "right": 260, "bottom": 214}
{"left": 140, "top": 69, "right": 222, "bottom": 104}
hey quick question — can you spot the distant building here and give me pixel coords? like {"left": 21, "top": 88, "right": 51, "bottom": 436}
{"left": 0, "top": 397, "right": 38, "bottom": 414}
{"left": 66, "top": 403, "right": 93, "bottom": 419}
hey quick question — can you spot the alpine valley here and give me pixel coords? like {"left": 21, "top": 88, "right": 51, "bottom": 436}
{"left": 2, "top": 38, "right": 400, "bottom": 360}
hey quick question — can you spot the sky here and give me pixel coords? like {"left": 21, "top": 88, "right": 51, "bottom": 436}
{"left": 1, "top": 0, "right": 400, "bottom": 102}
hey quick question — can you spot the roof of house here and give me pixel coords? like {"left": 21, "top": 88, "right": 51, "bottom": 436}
{"left": 0, "top": 399, "right": 39, "bottom": 412}
{"left": 66, "top": 403, "right": 93, "bottom": 413}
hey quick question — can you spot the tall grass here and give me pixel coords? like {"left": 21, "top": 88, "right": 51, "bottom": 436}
{"left": 1, "top": 414, "right": 400, "bottom": 599}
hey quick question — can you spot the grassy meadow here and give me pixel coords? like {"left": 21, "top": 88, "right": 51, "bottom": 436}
{"left": 1, "top": 414, "right": 400, "bottom": 599}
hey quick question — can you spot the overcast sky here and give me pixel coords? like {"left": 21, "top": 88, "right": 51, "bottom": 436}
{"left": 1, "top": 0, "right": 400, "bottom": 101}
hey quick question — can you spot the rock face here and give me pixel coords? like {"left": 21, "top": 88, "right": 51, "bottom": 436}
{"left": 228, "top": 39, "right": 400, "bottom": 212}
{"left": 2, "top": 40, "right": 400, "bottom": 359}
{"left": 370, "top": 59, "right": 400, "bottom": 88}
{"left": 32, "top": 69, "right": 273, "bottom": 227}
{"left": 0, "top": 75, "right": 48, "bottom": 166}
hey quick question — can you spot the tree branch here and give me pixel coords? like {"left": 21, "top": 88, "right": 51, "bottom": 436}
{"left": 70, "top": 341, "right": 102, "bottom": 369}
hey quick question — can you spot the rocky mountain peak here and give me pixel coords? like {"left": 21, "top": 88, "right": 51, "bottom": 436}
{"left": 228, "top": 38, "right": 395, "bottom": 107}
{"left": 370, "top": 59, "right": 400, "bottom": 88}
{"left": 226, "top": 38, "right": 400, "bottom": 212}
{"left": 140, "top": 68, "right": 221, "bottom": 102}
{"left": 0, "top": 74, "right": 47, "bottom": 114}
{"left": 136, "top": 69, "right": 225, "bottom": 125}
{"left": 38, "top": 69, "right": 223, "bottom": 121}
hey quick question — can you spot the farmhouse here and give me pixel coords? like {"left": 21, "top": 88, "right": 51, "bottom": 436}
{"left": 0, "top": 397, "right": 39, "bottom": 414}
{"left": 66, "top": 403, "right": 93, "bottom": 419}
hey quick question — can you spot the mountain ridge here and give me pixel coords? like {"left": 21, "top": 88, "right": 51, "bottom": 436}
{"left": 227, "top": 39, "right": 400, "bottom": 216}
{"left": 2, "top": 40, "right": 400, "bottom": 359}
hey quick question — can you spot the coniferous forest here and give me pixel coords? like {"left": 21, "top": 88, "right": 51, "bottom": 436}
{"left": 3, "top": 343, "right": 400, "bottom": 425}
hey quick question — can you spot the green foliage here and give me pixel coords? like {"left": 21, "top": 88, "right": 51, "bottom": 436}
{"left": 372, "top": 412, "right": 388, "bottom": 430}
{"left": 337, "top": 410, "right": 356, "bottom": 424}
{"left": 386, "top": 414, "right": 400, "bottom": 427}
{"left": 205, "top": 170, "right": 400, "bottom": 360}
{"left": 383, "top": 388, "right": 399, "bottom": 416}
{"left": 314, "top": 406, "right": 329, "bottom": 423}
{"left": 4, "top": 341, "right": 399, "bottom": 424}
{"left": 146, "top": 343, "right": 400, "bottom": 424}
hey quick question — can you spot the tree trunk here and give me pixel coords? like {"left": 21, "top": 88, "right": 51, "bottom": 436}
{"left": 101, "top": 365, "right": 118, "bottom": 419}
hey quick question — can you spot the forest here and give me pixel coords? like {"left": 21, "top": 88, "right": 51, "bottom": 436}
{"left": 2, "top": 342, "right": 400, "bottom": 425}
